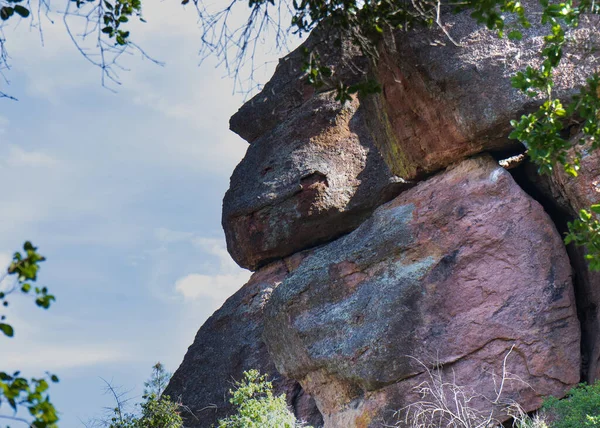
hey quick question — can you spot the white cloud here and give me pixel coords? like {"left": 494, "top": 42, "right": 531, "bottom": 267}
{"left": 1, "top": 344, "right": 131, "bottom": 372}
{"left": 0, "top": 115, "right": 9, "bottom": 134}
{"left": 6, "top": 145, "right": 60, "bottom": 167}
{"left": 157, "top": 227, "right": 252, "bottom": 304}
{"left": 174, "top": 270, "right": 251, "bottom": 304}
{"left": 154, "top": 227, "right": 194, "bottom": 244}
{"left": 191, "top": 237, "right": 238, "bottom": 271}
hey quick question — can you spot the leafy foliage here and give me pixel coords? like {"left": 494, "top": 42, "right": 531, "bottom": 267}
{"left": 107, "top": 394, "right": 183, "bottom": 428}
{"left": 565, "top": 206, "right": 600, "bottom": 271}
{"left": 143, "top": 362, "right": 171, "bottom": 398}
{"left": 0, "top": 0, "right": 155, "bottom": 97}
{"left": 0, "top": 242, "right": 55, "bottom": 338}
{"left": 494, "top": 1, "right": 600, "bottom": 269}
{"left": 0, "top": 372, "right": 59, "bottom": 428}
{"left": 100, "top": 0, "right": 142, "bottom": 46}
{"left": 0, "top": 242, "right": 59, "bottom": 428}
{"left": 217, "top": 369, "right": 310, "bottom": 428}
{"left": 543, "top": 381, "right": 600, "bottom": 427}
{"left": 102, "top": 362, "right": 183, "bottom": 428}
{"left": 0, "top": 0, "right": 141, "bottom": 45}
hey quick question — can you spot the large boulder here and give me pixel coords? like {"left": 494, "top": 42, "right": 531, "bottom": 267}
{"left": 223, "top": 93, "right": 409, "bottom": 270}
{"left": 366, "top": 4, "right": 600, "bottom": 178}
{"left": 164, "top": 262, "right": 323, "bottom": 427}
{"left": 224, "top": 3, "right": 600, "bottom": 270}
{"left": 263, "top": 156, "right": 580, "bottom": 427}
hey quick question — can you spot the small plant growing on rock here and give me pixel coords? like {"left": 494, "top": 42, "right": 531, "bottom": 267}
{"left": 217, "top": 369, "right": 311, "bottom": 428}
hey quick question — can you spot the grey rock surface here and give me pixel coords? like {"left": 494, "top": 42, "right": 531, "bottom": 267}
{"left": 223, "top": 93, "right": 409, "bottom": 270}
{"left": 164, "top": 262, "right": 323, "bottom": 427}
{"left": 263, "top": 156, "right": 580, "bottom": 427}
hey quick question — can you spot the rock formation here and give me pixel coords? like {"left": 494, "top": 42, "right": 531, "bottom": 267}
{"left": 525, "top": 141, "right": 600, "bottom": 383}
{"left": 164, "top": 262, "right": 323, "bottom": 427}
{"left": 166, "top": 1, "right": 600, "bottom": 427}
{"left": 263, "top": 156, "right": 579, "bottom": 426}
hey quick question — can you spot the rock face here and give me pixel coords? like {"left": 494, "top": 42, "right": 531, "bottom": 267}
{"left": 229, "top": 28, "right": 368, "bottom": 144}
{"left": 263, "top": 157, "right": 580, "bottom": 426}
{"left": 223, "top": 93, "right": 409, "bottom": 271}
{"left": 224, "top": 1, "right": 600, "bottom": 271}
{"left": 163, "top": 262, "right": 323, "bottom": 427}
{"left": 167, "top": 3, "right": 600, "bottom": 426}
{"left": 368, "top": 6, "right": 600, "bottom": 178}
{"left": 526, "top": 142, "right": 600, "bottom": 383}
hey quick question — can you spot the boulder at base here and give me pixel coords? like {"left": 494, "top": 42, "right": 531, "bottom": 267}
{"left": 164, "top": 262, "right": 323, "bottom": 427}
{"left": 263, "top": 156, "right": 580, "bottom": 427}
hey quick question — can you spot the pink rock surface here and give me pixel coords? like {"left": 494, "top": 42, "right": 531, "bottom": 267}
{"left": 528, "top": 142, "right": 600, "bottom": 382}
{"left": 365, "top": 3, "right": 600, "bottom": 179}
{"left": 224, "top": 2, "right": 600, "bottom": 271}
{"left": 263, "top": 156, "right": 580, "bottom": 427}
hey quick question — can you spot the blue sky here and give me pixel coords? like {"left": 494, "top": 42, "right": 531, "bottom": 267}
{"left": 0, "top": 2, "right": 290, "bottom": 426}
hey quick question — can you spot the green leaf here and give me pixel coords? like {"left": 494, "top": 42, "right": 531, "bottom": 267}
{"left": 591, "top": 204, "right": 600, "bottom": 214}
{"left": 0, "top": 322, "right": 14, "bottom": 337}
{"left": 581, "top": 209, "right": 593, "bottom": 221}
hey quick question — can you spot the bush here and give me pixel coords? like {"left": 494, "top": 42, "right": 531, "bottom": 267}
{"left": 97, "top": 363, "right": 184, "bottom": 428}
{"left": 543, "top": 381, "right": 600, "bottom": 428}
{"left": 217, "top": 370, "right": 311, "bottom": 428}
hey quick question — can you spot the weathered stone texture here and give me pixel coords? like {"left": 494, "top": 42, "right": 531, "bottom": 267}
{"left": 163, "top": 262, "right": 323, "bottom": 427}
{"left": 527, "top": 142, "right": 600, "bottom": 383}
{"left": 169, "top": 2, "right": 600, "bottom": 425}
{"left": 229, "top": 28, "right": 368, "bottom": 143}
{"left": 367, "top": 3, "right": 600, "bottom": 179}
{"left": 263, "top": 156, "right": 580, "bottom": 427}
{"left": 224, "top": 2, "right": 600, "bottom": 271}
{"left": 223, "top": 93, "right": 408, "bottom": 271}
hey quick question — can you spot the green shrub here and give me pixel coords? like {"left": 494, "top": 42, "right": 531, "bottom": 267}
{"left": 543, "top": 381, "right": 600, "bottom": 427}
{"left": 217, "top": 370, "right": 311, "bottom": 428}
{"left": 104, "top": 363, "right": 183, "bottom": 428}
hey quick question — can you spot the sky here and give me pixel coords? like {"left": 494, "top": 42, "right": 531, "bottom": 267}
{"left": 0, "top": 2, "right": 293, "bottom": 426}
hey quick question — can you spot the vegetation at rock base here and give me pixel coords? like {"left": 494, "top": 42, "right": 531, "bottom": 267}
{"left": 543, "top": 381, "right": 600, "bottom": 427}
{"left": 0, "top": 242, "right": 59, "bottom": 428}
{"left": 6, "top": 2, "right": 600, "bottom": 426}
{"left": 217, "top": 369, "right": 310, "bottom": 428}
{"left": 92, "top": 362, "right": 184, "bottom": 428}
{"left": 397, "top": 350, "right": 550, "bottom": 428}
{"left": 398, "top": 367, "right": 600, "bottom": 427}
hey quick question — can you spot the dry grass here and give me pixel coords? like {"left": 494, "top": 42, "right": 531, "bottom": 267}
{"left": 396, "top": 347, "right": 550, "bottom": 428}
